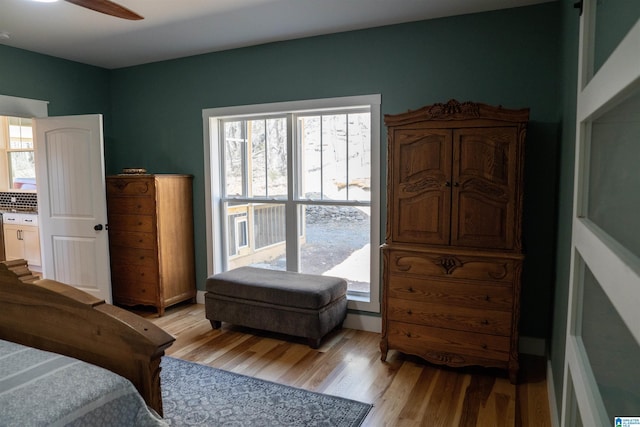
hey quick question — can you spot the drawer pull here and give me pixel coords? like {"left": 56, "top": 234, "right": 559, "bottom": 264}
{"left": 481, "top": 344, "right": 488, "bottom": 349}
{"left": 406, "top": 332, "right": 412, "bottom": 338}
{"left": 408, "top": 287, "right": 414, "bottom": 293}
{"left": 407, "top": 310, "right": 412, "bottom": 315}
{"left": 481, "top": 319, "right": 489, "bottom": 325}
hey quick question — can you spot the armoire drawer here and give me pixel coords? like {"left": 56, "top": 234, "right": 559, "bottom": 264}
{"left": 387, "top": 249, "right": 517, "bottom": 283}
{"left": 386, "top": 320, "right": 511, "bottom": 363}
{"left": 386, "top": 297, "right": 512, "bottom": 336}
{"left": 386, "top": 275, "right": 512, "bottom": 311}
{"left": 106, "top": 178, "right": 155, "bottom": 197}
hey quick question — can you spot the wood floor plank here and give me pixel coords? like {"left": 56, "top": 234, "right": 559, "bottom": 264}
{"left": 142, "top": 303, "right": 551, "bottom": 426}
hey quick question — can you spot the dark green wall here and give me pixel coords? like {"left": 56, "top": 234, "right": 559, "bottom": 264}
{"left": 0, "top": 45, "right": 110, "bottom": 118}
{"left": 108, "top": 2, "right": 562, "bottom": 339}
{"left": 0, "top": 2, "right": 563, "bottom": 341}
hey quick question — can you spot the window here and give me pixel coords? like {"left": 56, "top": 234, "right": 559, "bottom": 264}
{"left": 0, "top": 116, "right": 37, "bottom": 191}
{"left": 204, "top": 95, "right": 381, "bottom": 312}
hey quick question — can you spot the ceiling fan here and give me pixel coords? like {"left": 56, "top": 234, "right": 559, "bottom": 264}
{"left": 64, "top": 0, "right": 143, "bottom": 20}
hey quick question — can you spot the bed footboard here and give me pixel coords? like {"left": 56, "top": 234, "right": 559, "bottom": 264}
{"left": 0, "top": 260, "right": 175, "bottom": 416}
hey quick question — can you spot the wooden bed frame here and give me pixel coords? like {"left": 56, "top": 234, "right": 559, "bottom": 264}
{"left": 0, "top": 260, "right": 175, "bottom": 416}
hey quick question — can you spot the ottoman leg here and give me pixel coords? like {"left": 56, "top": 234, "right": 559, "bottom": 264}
{"left": 308, "top": 337, "right": 321, "bottom": 349}
{"left": 210, "top": 320, "right": 221, "bottom": 329}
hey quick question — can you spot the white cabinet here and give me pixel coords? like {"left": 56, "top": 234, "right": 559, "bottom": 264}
{"left": 3, "top": 213, "right": 41, "bottom": 270}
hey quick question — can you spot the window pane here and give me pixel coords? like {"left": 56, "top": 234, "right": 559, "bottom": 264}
{"left": 266, "top": 118, "right": 287, "bottom": 198}
{"left": 347, "top": 113, "right": 371, "bottom": 201}
{"left": 593, "top": 0, "right": 640, "bottom": 76}
{"left": 8, "top": 151, "right": 36, "bottom": 190}
{"left": 580, "top": 261, "right": 640, "bottom": 419}
{"left": 298, "top": 113, "right": 371, "bottom": 202}
{"left": 299, "top": 116, "right": 322, "bottom": 198}
{"left": 8, "top": 117, "right": 33, "bottom": 149}
{"left": 224, "top": 121, "right": 244, "bottom": 196}
{"left": 250, "top": 119, "right": 266, "bottom": 197}
{"left": 587, "top": 88, "right": 640, "bottom": 258}
{"left": 322, "top": 114, "right": 348, "bottom": 200}
{"left": 299, "top": 204, "right": 370, "bottom": 293}
{"left": 226, "top": 202, "right": 286, "bottom": 271}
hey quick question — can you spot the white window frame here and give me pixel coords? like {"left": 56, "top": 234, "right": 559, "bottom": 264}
{"left": 203, "top": 95, "right": 381, "bottom": 313}
{"left": 3, "top": 117, "right": 36, "bottom": 192}
{"left": 235, "top": 216, "right": 248, "bottom": 250}
{"left": 0, "top": 95, "right": 48, "bottom": 192}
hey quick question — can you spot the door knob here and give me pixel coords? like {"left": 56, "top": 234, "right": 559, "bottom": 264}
{"left": 94, "top": 224, "right": 104, "bottom": 231}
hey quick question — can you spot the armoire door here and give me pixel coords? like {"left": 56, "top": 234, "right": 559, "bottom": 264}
{"left": 450, "top": 127, "right": 520, "bottom": 250}
{"left": 391, "top": 128, "right": 451, "bottom": 245}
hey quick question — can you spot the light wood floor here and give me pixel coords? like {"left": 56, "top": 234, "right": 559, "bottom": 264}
{"left": 144, "top": 303, "right": 552, "bottom": 427}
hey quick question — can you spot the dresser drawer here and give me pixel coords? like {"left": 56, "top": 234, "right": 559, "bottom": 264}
{"left": 111, "top": 263, "right": 158, "bottom": 285}
{"left": 387, "top": 249, "right": 518, "bottom": 283}
{"left": 386, "top": 320, "right": 510, "bottom": 363}
{"left": 109, "top": 247, "right": 157, "bottom": 267}
{"left": 108, "top": 231, "right": 156, "bottom": 250}
{"left": 107, "top": 214, "right": 155, "bottom": 233}
{"left": 107, "top": 177, "right": 155, "bottom": 197}
{"left": 386, "top": 275, "right": 512, "bottom": 311}
{"left": 112, "top": 279, "right": 158, "bottom": 305}
{"left": 387, "top": 298, "right": 512, "bottom": 336}
{"left": 107, "top": 197, "right": 156, "bottom": 215}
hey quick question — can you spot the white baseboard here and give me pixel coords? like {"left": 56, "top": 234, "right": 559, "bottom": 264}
{"left": 546, "top": 359, "right": 561, "bottom": 427}
{"left": 343, "top": 312, "right": 382, "bottom": 332}
{"left": 196, "top": 290, "right": 546, "bottom": 356}
{"left": 196, "top": 290, "right": 206, "bottom": 304}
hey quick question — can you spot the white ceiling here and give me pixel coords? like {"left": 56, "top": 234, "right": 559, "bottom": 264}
{"left": 1, "top": 0, "right": 553, "bottom": 69}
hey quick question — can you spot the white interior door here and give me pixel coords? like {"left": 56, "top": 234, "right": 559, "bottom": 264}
{"left": 561, "top": 2, "right": 640, "bottom": 426}
{"left": 34, "top": 114, "right": 112, "bottom": 302}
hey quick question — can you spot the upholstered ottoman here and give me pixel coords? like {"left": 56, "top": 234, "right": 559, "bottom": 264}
{"left": 205, "top": 267, "right": 348, "bottom": 348}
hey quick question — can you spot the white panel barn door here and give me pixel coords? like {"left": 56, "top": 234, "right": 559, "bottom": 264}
{"left": 34, "top": 114, "right": 112, "bottom": 302}
{"left": 561, "top": 1, "right": 640, "bottom": 426}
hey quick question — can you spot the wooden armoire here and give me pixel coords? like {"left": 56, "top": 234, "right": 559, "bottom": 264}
{"left": 106, "top": 174, "right": 196, "bottom": 316}
{"left": 380, "top": 100, "right": 529, "bottom": 383}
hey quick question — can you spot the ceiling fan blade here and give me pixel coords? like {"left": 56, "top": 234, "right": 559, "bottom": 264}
{"left": 64, "top": 0, "right": 144, "bottom": 20}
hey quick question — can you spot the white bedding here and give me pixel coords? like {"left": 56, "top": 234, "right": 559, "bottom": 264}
{"left": 0, "top": 339, "right": 168, "bottom": 427}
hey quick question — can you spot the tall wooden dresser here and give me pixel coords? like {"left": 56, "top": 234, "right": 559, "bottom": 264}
{"left": 106, "top": 174, "right": 196, "bottom": 316}
{"left": 380, "top": 100, "right": 529, "bottom": 383}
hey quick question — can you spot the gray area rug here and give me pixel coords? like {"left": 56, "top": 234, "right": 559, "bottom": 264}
{"left": 160, "top": 356, "right": 372, "bottom": 426}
